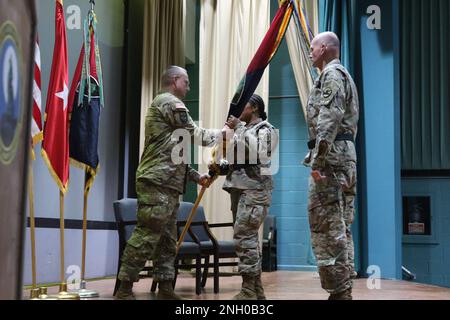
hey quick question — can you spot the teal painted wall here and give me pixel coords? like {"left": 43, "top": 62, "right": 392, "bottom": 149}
{"left": 402, "top": 178, "right": 450, "bottom": 287}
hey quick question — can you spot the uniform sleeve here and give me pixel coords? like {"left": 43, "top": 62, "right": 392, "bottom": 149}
{"left": 160, "top": 101, "right": 222, "bottom": 147}
{"left": 187, "top": 165, "right": 201, "bottom": 183}
{"left": 312, "top": 70, "right": 346, "bottom": 169}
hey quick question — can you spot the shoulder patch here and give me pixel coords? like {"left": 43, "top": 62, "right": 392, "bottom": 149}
{"left": 175, "top": 103, "right": 188, "bottom": 111}
{"left": 320, "top": 73, "right": 343, "bottom": 108}
{"left": 172, "top": 103, "right": 189, "bottom": 125}
{"left": 323, "top": 88, "right": 333, "bottom": 99}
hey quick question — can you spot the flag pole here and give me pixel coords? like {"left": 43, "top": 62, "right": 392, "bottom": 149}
{"left": 55, "top": 191, "right": 79, "bottom": 300}
{"left": 59, "top": 191, "right": 64, "bottom": 284}
{"left": 176, "top": 169, "right": 220, "bottom": 254}
{"left": 81, "top": 188, "right": 87, "bottom": 280}
{"left": 76, "top": 171, "right": 99, "bottom": 298}
{"left": 28, "top": 155, "right": 57, "bottom": 300}
{"left": 176, "top": 186, "right": 207, "bottom": 254}
{"left": 28, "top": 158, "right": 40, "bottom": 300}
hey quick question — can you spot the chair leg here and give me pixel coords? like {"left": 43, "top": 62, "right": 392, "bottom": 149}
{"left": 270, "top": 245, "right": 277, "bottom": 271}
{"left": 268, "top": 244, "right": 272, "bottom": 272}
{"left": 151, "top": 280, "right": 158, "bottom": 292}
{"left": 196, "top": 255, "right": 201, "bottom": 295}
{"left": 201, "top": 256, "right": 209, "bottom": 288}
{"left": 150, "top": 262, "right": 158, "bottom": 293}
{"left": 173, "top": 260, "right": 179, "bottom": 289}
{"left": 268, "top": 255, "right": 272, "bottom": 272}
{"left": 274, "top": 251, "right": 278, "bottom": 271}
{"left": 213, "top": 253, "right": 219, "bottom": 294}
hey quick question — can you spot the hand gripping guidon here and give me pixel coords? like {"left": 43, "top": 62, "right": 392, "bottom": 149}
{"left": 176, "top": 145, "right": 230, "bottom": 254}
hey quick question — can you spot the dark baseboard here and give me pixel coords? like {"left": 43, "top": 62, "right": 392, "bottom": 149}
{"left": 26, "top": 217, "right": 117, "bottom": 231}
{"left": 402, "top": 170, "right": 450, "bottom": 178}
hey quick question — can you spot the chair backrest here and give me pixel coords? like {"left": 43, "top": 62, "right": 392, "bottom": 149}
{"left": 113, "top": 199, "right": 138, "bottom": 248}
{"left": 177, "top": 202, "right": 210, "bottom": 242}
{"left": 263, "top": 215, "right": 276, "bottom": 241}
{"left": 177, "top": 202, "right": 195, "bottom": 242}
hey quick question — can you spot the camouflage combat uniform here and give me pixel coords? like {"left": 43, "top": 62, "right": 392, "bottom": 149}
{"left": 118, "top": 92, "right": 222, "bottom": 283}
{"left": 223, "top": 120, "right": 278, "bottom": 277}
{"left": 303, "top": 59, "right": 359, "bottom": 296}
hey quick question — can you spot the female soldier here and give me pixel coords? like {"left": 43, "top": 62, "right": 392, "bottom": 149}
{"left": 223, "top": 94, "right": 278, "bottom": 300}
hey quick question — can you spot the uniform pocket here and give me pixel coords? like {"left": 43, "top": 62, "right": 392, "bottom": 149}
{"left": 136, "top": 183, "right": 170, "bottom": 206}
{"left": 309, "top": 206, "right": 330, "bottom": 234}
{"left": 308, "top": 174, "right": 341, "bottom": 210}
{"left": 127, "top": 227, "right": 148, "bottom": 248}
{"left": 335, "top": 163, "right": 357, "bottom": 192}
{"left": 247, "top": 205, "right": 266, "bottom": 229}
{"left": 243, "top": 190, "right": 272, "bottom": 206}
{"left": 137, "top": 204, "right": 170, "bottom": 233}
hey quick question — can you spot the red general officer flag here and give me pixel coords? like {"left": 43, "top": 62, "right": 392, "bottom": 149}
{"left": 41, "top": 0, "right": 70, "bottom": 193}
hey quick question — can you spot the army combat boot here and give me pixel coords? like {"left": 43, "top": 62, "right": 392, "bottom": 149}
{"left": 255, "top": 274, "right": 266, "bottom": 300}
{"left": 157, "top": 281, "right": 189, "bottom": 300}
{"left": 232, "top": 275, "right": 257, "bottom": 300}
{"left": 328, "top": 288, "right": 353, "bottom": 300}
{"left": 115, "top": 280, "right": 135, "bottom": 300}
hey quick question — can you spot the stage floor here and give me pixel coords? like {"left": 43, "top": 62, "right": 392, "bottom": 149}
{"left": 24, "top": 271, "right": 450, "bottom": 300}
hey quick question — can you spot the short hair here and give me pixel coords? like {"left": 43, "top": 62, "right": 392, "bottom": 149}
{"left": 161, "top": 66, "right": 187, "bottom": 87}
{"left": 320, "top": 32, "right": 340, "bottom": 50}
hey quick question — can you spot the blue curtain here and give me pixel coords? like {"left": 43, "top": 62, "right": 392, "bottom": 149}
{"left": 318, "top": 0, "right": 357, "bottom": 73}
{"left": 401, "top": 0, "right": 450, "bottom": 171}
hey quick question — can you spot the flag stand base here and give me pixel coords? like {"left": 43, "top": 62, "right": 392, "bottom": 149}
{"left": 49, "top": 283, "right": 80, "bottom": 300}
{"left": 29, "top": 288, "right": 40, "bottom": 300}
{"left": 37, "top": 287, "right": 58, "bottom": 300}
{"left": 76, "top": 280, "right": 99, "bottom": 299}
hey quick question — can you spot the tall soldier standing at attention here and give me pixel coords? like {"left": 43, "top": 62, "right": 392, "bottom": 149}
{"left": 115, "top": 66, "right": 226, "bottom": 300}
{"left": 304, "top": 32, "right": 359, "bottom": 300}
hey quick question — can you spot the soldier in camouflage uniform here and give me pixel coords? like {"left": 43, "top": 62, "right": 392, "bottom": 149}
{"left": 116, "top": 66, "right": 224, "bottom": 300}
{"left": 303, "top": 32, "right": 359, "bottom": 300}
{"left": 222, "top": 95, "right": 278, "bottom": 300}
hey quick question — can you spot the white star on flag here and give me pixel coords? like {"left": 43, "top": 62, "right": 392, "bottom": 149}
{"left": 55, "top": 83, "right": 69, "bottom": 110}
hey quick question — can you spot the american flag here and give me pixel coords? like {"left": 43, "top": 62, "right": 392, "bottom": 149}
{"left": 31, "top": 38, "right": 43, "bottom": 148}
